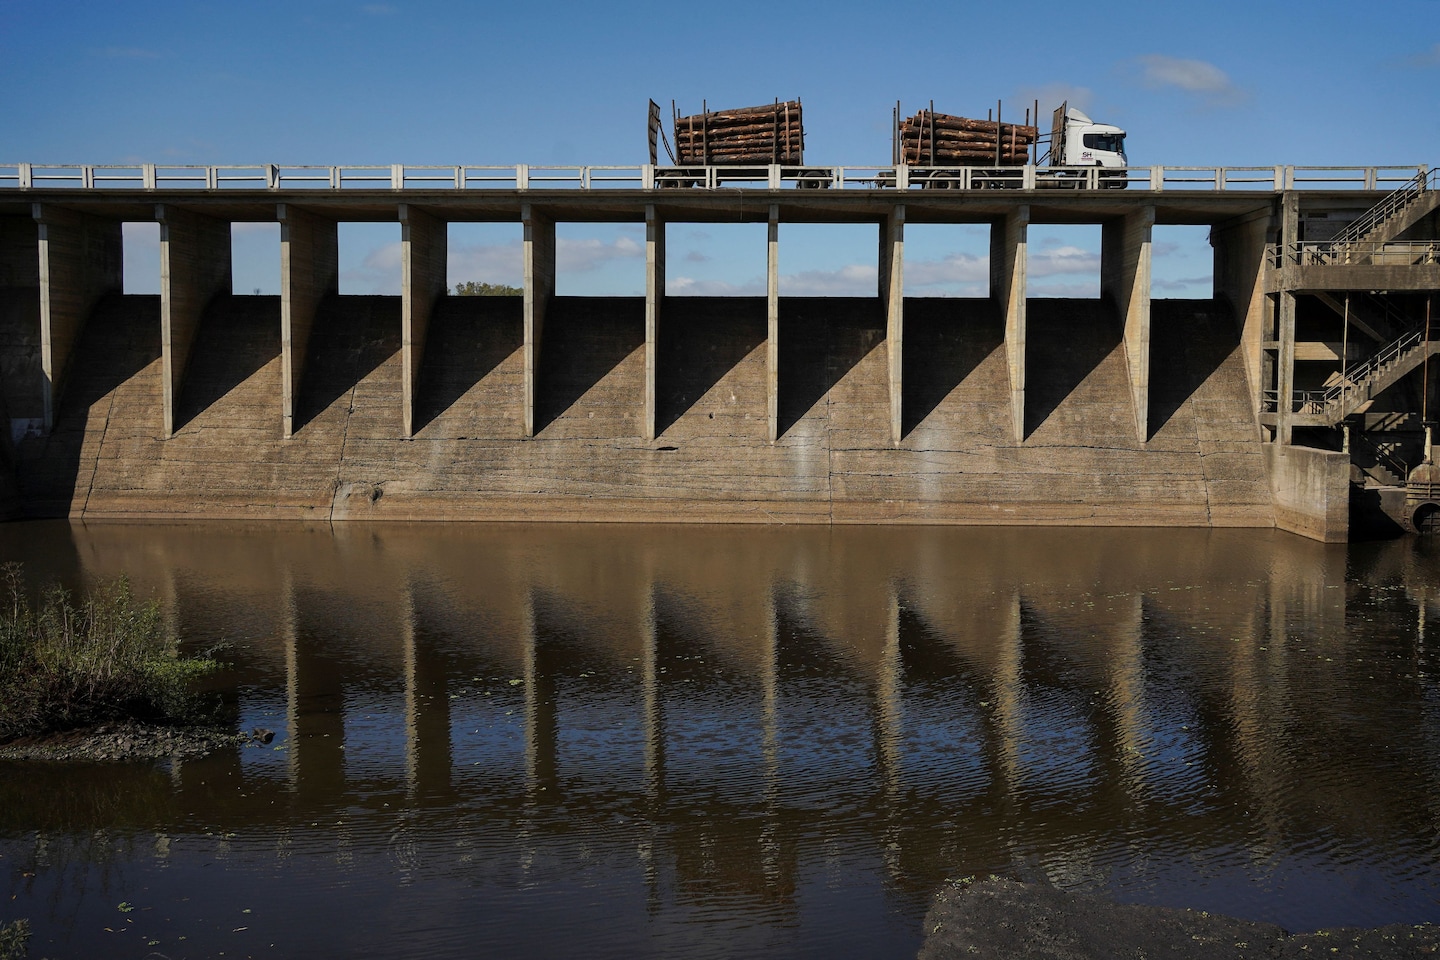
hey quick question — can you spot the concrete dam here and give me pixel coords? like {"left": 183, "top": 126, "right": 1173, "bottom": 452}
{"left": 1, "top": 162, "right": 1437, "bottom": 541}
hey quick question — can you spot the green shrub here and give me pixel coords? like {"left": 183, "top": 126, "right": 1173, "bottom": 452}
{"left": 0, "top": 918, "right": 29, "bottom": 960}
{"left": 0, "top": 564, "right": 220, "bottom": 742}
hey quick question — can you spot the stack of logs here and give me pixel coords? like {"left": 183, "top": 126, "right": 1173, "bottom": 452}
{"left": 900, "top": 110, "right": 1037, "bottom": 166}
{"left": 673, "top": 101, "right": 804, "bottom": 165}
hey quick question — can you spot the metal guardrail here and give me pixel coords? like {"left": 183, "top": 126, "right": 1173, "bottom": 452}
{"left": 1329, "top": 166, "right": 1435, "bottom": 246}
{"left": 1270, "top": 240, "right": 1440, "bottom": 267}
{"left": 0, "top": 163, "right": 1428, "bottom": 193}
{"left": 1262, "top": 326, "right": 1430, "bottom": 417}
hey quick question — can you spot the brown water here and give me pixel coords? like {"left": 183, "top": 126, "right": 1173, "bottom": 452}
{"left": 3, "top": 521, "right": 1440, "bottom": 959}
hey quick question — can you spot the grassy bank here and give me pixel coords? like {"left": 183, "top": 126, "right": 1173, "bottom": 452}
{"left": 0, "top": 564, "right": 219, "bottom": 743}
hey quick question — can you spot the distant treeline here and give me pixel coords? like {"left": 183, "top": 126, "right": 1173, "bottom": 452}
{"left": 454, "top": 281, "right": 522, "bottom": 297}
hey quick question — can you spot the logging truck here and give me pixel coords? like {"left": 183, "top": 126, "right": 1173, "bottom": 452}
{"left": 646, "top": 97, "right": 1128, "bottom": 188}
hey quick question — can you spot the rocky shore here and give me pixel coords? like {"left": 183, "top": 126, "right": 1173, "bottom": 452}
{"left": 920, "top": 878, "right": 1440, "bottom": 959}
{"left": 0, "top": 721, "right": 245, "bottom": 762}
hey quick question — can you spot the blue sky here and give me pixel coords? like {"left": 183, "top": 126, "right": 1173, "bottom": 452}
{"left": 6, "top": 0, "right": 1438, "bottom": 299}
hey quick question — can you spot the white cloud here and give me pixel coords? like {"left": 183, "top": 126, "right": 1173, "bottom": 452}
{"left": 1404, "top": 43, "right": 1440, "bottom": 68}
{"left": 1029, "top": 245, "right": 1101, "bottom": 277}
{"left": 445, "top": 234, "right": 642, "bottom": 289}
{"left": 668, "top": 276, "right": 765, "bottom": 297}
{"left": 1029, "top": 280, "right": 1101, "bottom": 298}
{"left": 557, "top": 235, "right": 643, "bottom": 272}
{"left": 1135, "top": 55, "right": 1246, "bottom": 106}
{"left": 782, "top": 263, "right": 877, "bottom": 297}
{"left": 1153, "top": 275, "right": 1214, "bottom": 292}
{"left": 449, "top": 240, "right": 523, "bottom": 287}
{"left": 341, "top": 241, "right": 402, "bottom": 294}
{"left": 905, "top": 252, "right": 989, "bottom": 289}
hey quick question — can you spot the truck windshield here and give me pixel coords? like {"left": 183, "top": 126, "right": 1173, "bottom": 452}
{"left": 1083, "top": 133, "right": 1125, "bottom": 154}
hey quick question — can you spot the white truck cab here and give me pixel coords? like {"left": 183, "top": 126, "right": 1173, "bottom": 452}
{"left": 1051, "top": 104, "right": 1127, "bottom": 168}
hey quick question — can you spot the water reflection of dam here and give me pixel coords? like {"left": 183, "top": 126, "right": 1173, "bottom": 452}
{"left": 11, "top": 522, "right": 1439, "bottom": 910}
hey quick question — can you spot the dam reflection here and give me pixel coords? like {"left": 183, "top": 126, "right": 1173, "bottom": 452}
{"left": 4, "top": 523, "right": 1440, "bottom": 949}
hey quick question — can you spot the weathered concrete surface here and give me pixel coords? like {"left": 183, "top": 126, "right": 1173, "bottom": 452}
{"left": 1265, "top": 442, "right": 1349, "bottom": 542}
{"left": 33, "top": 205, "right": 122, "bottom": 432}
{"left": 10, "top": 293, "right": 1274, "bottom": 527}
{"left": 919, "top": 878, "right": 1440, "bottom": 960}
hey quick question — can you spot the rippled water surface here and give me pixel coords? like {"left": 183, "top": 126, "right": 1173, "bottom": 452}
{"left": 4, "top": 522, "right": 1440, "bottom": 959}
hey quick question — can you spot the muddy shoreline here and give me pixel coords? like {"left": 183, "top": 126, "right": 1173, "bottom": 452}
{"left": 920, "top": 878, "right": 1440, "bottom": 959}
{"left": 0, "top": 721, "right": 245, "bottom": 762}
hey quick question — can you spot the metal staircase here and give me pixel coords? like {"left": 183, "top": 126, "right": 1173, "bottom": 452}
{"left": 1301, "top": 325, "right": 1440, "bottom": 424}
{"left": 1330, "top": 167, "right": 1438, "bottom": 249}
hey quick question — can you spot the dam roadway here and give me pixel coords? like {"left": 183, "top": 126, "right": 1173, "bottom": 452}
{"left": 1, "top": 162, "right": 1437, "bottom": 541}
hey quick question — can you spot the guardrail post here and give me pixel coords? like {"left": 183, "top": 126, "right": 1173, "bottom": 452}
{"left": 516, "top": 164, "right": 529, "bottom": 190}
{"left": 142, "top": 164, "right": 156, "bottom": 190}
{"left": 81, "top": 166, "right": 94, "bottom": 189}
{"left": 391, "top": 164, "right": 404, "bottom": 190}
{"left": 18, "top": 163, "right": 31, "bottom": 189}
{"left": 454, "top": 166, "right": 464, "bottom": 190}
{"left": 1365, "top": 168, "right": 1377, "bottom": 190}
{"left": 1150, "top": 166, "right": 1163, "bottom": 191}
{"left": 896, "top": 164, "right": 908, "bottom": 191}
{"left": 330, "top": 167, "right": 341, "bottom": 190}
{"left": 1273, "top": 166, "right": 1284, "bottom": 191}
{"left": 266, "top": 164, "right": 279, "bottom": 190}
{"left": 642, "top": 164, "right": 655, "bottom": 190}
{"left": 1022, "top": 165, "right": 1035, "bottom": 190}
{"left": 206, "top": 167, "right": 218, "bottom": 190}
{"left": 768, "top": 164, "right": 781, "bottom": 190}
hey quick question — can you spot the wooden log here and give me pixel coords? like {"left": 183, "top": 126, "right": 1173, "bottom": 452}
{"left": 676, "top": 152, "right": 803, "bottom": 165}
{"left": 902, "top": 128, "right": 1035, "bottom": 144}
{"left": 676, "top": 130, "right": 804, "bottom": 142}
{"left": 682, "top": 101, "right": 801, "bottom": 121}
{"left": 906, "top": 113, "right": 1037, "bottom": 139}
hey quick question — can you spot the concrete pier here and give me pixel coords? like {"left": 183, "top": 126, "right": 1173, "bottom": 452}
{"left": 880, "top": 205, "right": 904, "bottom": 443}
{"left": 157, "top": 204, "right": 231, "bottom": 437}
{"left": 32, "top": 204, "right": 121, "bottom": 431}
{"left": 278, "top": 204, "right": 338, "bottom": 439}
{"left": 401, "top": 204, "right": 446, "bottom": 439}
{"left": 644, "top": 204, "right": 664, "bottom": 441}
{"left": 991, "top": 205, "right": 1028, "bottom": 442}
{"left": 523, "top": 203, "right": 555, "bottom": 438}
{"left": 1101, "top": 206, "right": 1153, "bottom": 443}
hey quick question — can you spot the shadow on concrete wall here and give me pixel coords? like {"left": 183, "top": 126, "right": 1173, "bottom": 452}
{"left": 414, "top": 296, "right": 522, "bottom": 435}
{"left": 17, "top": 293, "right": 159, "bottom": 515}
{"left": 295, "top": 295, "right": 400, "bottom": 435}
{"left": 1148, "top": 299, "right": 1236, "bottom": 441}
{"left": 777, "top": 298, "right": 882, "bottom": 439}
{"left": 174, "top": 296, "right": 281, "bottom": 433}
{"left": 656, "top": 297, "right": 767, "bottom": 437}
{"left": 535, "top": 297, "right": 645, "bottom": 435}
{"left": 903, "top": 298, "right": 1003, "bottom": 438}
{"left": 1023, "top": 300, "right": 1118, "bottom": 439}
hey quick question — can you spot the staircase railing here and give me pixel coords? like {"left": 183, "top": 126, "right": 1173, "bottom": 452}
{"left": 1329, "top": 166, "right": 1436, "bottom": 247}
{"left": 1355, "top": 430, "right": 1410, "bottom": 483}
{"left": 1320, "top": 327, "right": 1429, "bottom": 418}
